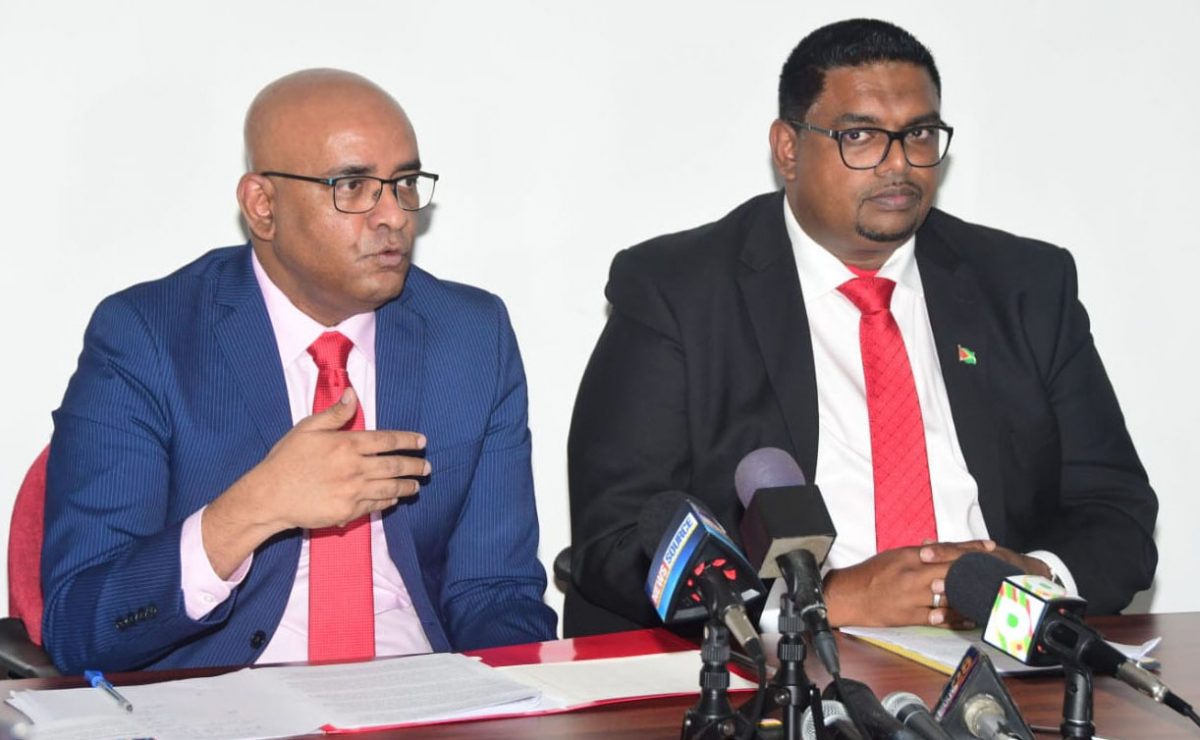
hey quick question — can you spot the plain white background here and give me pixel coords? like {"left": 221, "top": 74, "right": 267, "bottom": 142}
{"left": 1, "top": 1, "right": 1195, "bottom": 629}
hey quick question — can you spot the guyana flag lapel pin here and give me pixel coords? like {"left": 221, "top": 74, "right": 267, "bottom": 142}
{"left": 957, "top": 345, "right": 978, "bottom": 365}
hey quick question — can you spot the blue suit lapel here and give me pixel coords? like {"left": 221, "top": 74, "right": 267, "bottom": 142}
{"left": 212, "top": 247, "right": 293, "bottom": 450}
{"left": 374, "top": 276, "right": 451, "bottom": 651}
{"left": 210, "top": 246, "right": 302, "bottom": 627}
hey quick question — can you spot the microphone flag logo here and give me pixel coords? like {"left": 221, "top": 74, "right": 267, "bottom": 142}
{"left": 982, "top": 575, "right": 1065, "bottom": 662}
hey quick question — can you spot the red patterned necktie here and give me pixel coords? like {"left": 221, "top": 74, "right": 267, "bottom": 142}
{"left": 306, "top": 331, "right": 375, "bottom": 662}
{"left": 838, "top": 277, "right": 938, "bottom": 551}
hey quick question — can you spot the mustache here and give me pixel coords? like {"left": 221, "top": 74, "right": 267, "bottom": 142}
{"left": 865, "top": 182, "right": 922, "bottom": 199}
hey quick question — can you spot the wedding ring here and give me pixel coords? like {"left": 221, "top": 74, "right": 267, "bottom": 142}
{"left": 932, "top": 592, "right": 943, "bottom": 609}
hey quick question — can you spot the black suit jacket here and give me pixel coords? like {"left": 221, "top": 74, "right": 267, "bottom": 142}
{"left": 566, "top": 191, "right": 1157, "bottom": 636}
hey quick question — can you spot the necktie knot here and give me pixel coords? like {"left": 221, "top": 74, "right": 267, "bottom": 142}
{"left": 838, "top": 276, "right": 896, "bottom": 315}
{"left": 307, "top": 331, "right": 354, "bottom": 371}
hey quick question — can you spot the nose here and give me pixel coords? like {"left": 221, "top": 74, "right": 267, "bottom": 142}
{"left": 367, "top": 183, "right": 411, "bottom": 231}
{"left": 874, "top": 135, "right": 911, "bottom": 176}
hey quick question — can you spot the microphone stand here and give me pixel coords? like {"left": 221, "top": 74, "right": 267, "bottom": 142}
{"left": 769, "top": 596, "right": 820, "bottom": 740}
{"left": 682, "top": 620, "right": 756, "bottom": 740}
{"left": 1059, "top": 663, "right": 1095, "bottom": 740}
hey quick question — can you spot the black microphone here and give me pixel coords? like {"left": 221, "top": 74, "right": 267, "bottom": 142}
{"left": 802, "top": 700, "right": 866, "bottom": 740}
{"left": 881, "top": 692, "right": 952, "bottom": 740}
{"left": 735, "top": 447, "right": 839, "bottom": 675}
{"left": 639, "top": 491, "right": 767, "bottom": 661}
{"left": 828, "top": 678, "right": 922, "bottom": 740}
{"left": 945, "top": 552, "right": 1196, "bottom": 721}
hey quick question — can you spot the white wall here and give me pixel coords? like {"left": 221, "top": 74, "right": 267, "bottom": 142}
{"left": 1, "top": 1, "right": 1195, "bottom": 629}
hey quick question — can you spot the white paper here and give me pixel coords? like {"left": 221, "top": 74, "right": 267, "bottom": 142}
{"left": 6, "top": 653, "right": 539, "bottom": 739}
{"left": 840, "top": 625, "right": 1160, "bottom": 675}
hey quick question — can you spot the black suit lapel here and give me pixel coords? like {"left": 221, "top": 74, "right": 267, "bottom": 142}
{"left": 916, "top": 222, "right": 1006, "bottom": 541}
{"left": 736, "top": 193, "right": 820, "bottom": 478}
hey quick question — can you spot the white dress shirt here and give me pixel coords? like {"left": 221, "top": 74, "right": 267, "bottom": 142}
{"left": 761, "top": 200, "right": 1074, "bottom": 629}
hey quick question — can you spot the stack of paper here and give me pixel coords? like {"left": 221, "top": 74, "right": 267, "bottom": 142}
{"left": 5, "top": 648, "right": 756, "bottom": 739}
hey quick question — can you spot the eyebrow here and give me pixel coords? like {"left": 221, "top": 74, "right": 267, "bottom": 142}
{"left": 832, "top": 111, "right": 944, "bottom": 128}
{"left": 325, "top": 160, "right": 423, "bottom": 178}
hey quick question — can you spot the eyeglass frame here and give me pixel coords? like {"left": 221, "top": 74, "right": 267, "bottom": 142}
{"left": 787, "top": 121, "right": 954, "bottom": 170}
{"left": 259, "top": 170, "right": 440, "bottom": 213}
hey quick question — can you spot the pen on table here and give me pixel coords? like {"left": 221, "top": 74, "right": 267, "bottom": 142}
{"left": 84, "top": 669, "right": 134, "bottom": 712}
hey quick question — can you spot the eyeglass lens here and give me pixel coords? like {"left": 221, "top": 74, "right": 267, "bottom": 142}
{"left": 840, "top": 127, "right": 949, "bottom": 169}
{"left": 333, "top": 175, "right": 434, "bottom": 213}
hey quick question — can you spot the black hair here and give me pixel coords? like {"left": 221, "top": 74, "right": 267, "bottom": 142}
{"left": 778, "top": 18, "right": 941, "bottom": 122}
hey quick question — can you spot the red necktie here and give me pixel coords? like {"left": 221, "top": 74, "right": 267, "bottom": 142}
{"left": 306, "top": 332, "right": 375, "bottom": 662}
{"left": 838, "top": 277, "right": 938, "bottom": 551}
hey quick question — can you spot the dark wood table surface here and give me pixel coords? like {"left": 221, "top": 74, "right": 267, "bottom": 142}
{"left": 3, "top": 613, "right": 1197, "bottom": 738}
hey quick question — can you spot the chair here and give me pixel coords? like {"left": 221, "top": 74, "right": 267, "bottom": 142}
{"left": 0, "top": 445, "right": 59, "bottom": 678}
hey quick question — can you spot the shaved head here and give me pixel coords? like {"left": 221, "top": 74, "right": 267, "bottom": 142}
{"left": 244, "top": 68, "right": 413, "bottom": 173}
{"left": 236, "top": 69, "right": 424, "bottom": 325}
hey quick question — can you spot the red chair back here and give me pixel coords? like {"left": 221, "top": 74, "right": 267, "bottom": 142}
{"left": 8, "top": 445, "right": 48, "bottom": 646}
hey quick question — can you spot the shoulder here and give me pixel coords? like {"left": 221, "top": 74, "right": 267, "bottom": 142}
{"left": 920, "top": 209, "right": 1072, "bottom": 273}
{"left": 607, "top": 192, "right": 782, "bottom": 305}
{"left": 394, "top": 265, "right": 514, "bottom": 338}
{"left": 88, "top": 245, "right": 249, "bottom": 335}
{"left": 613, "top": 192, "right": 780, "bottom": 276}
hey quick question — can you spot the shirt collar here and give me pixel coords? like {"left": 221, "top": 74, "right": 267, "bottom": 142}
{"left": 782, "top": 197, "right": 922, "bottom": 298}
{"left": 251, "top": 250, "right": 377, "bottom": 368}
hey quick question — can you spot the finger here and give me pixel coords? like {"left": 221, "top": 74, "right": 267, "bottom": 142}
{"left": 363, "top": 478, "right": 421, "bottom": 501}
{"left": 352, "top": 430, "right": 428, "bottom": 455}
{"left": 297, "top": 388, "right": 360, "bottom": 430}
{"left": 918, "top": 540, "right": 990, "bottom": 563}
{"left": 359, "top": 454, "right": 432, "bottom": 481}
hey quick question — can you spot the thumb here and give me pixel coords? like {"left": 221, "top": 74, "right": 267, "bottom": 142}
{"left": 298, "top": 388, "right": 359, "bottom": 431}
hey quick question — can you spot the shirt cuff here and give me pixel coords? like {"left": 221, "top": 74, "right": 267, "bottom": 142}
{"left": 1026, "top": 550, "right": 1078, "bottom": 597}
{"left": 180, "top": 506, "right": 252, "bottom": 620}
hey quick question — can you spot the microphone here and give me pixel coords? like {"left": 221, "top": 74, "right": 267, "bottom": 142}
{"left": 802, "top": 700, "right": 866, "bottom": 740}
{"left": 640, "top": 491, "right": 766, "bottom": 661}
{"left": 933, "top": 645, "right": 1032, "bottom": 740}
{"left": 881, "top": 692, "right": 952, "bottom": 740}
{"left": 960, "top": 694, "right": 1024, "bottom": 740}
{"left": 945, "top": 552, "right": 1196, "bottom": 720}
{"left": 827, "top": 678, "right": 922, "bottom": 740}
{"left": 735, "top": 448, "right": 840, "bottom": 675}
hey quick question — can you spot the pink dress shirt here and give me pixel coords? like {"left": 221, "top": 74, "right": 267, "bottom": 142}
{"left": 176, "top": 251, "right": 432, "bottom": 662}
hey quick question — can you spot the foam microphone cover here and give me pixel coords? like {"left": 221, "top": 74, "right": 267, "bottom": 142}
{"left": 944, "top": 552, "right": 1022, "bottom": 625}
{"left": 735, "top": 448, "right": 836, "bottom": 578}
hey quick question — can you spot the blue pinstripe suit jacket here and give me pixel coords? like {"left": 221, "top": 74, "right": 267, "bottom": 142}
{"left": 42, "top": 245, "right": 556, "bottom": 673}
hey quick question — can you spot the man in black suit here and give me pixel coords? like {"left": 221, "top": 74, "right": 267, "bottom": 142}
{"left": 566, "top": 18, "right": 1157, "bottom": 636}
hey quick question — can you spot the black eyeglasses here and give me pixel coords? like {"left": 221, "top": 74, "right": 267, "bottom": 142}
{"left": 260, "top": 171, "right": 439, "bottom": 213}
{"left": 788, "top": 121, "right": 954, "bottom": 170}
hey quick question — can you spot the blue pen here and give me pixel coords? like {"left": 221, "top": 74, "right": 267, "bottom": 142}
{"left": 84, "top": 670, "right": 133, "bottom": 712}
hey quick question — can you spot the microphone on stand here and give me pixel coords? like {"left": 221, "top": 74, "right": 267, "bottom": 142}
{"left": 826, "top": 678, "right": 922, "bottom": 740}
{"left": 880, "top": 692, "right": 953, "bottom": 740}
{"left": 801, "top": 700, "right": 865, "bottom": 740}
{"left": 945, "top": 552, "right": 1198, "bottom": 726}
{"left": 960, "top": 694, "right": 1025, "bottom": 740}
{"left": 735, "top": 447, "right": 840, "bottom": 675}
{"left": 639, "top": 491, "right": 766, "bottom": 661}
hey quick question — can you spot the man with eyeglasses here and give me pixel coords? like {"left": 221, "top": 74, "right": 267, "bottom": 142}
{"left": 42, "top": 69, "right": 556, "bottom": 672}
{"left": 567, "top": 19, "right": 1156, "bottom": 635}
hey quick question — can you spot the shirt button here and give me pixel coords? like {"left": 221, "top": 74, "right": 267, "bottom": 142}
{"left": 202, "top": 593, "right": 216, "bottom": 604}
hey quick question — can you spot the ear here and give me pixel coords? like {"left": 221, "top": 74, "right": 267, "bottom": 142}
{"left": 237, "top": 173, "right": 276, "bottom": 241}
{"left": 769, "top": 119, "right": 801, "bottom": 184}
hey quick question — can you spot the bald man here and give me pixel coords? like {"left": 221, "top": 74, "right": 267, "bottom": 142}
{"left": 42, "top": 69, "right": 557, "bottom": 673}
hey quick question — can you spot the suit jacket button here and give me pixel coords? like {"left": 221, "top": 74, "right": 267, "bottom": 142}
{"left": 250, "top": 630, "right": 267, "bottom": 649}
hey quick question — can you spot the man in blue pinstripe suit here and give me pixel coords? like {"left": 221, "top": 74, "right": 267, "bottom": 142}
{"left": 42, "top": 69, "right": 557, "bottom": 672}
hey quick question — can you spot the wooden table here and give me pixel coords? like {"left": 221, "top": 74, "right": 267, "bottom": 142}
{"left": 3, "top": 613, "right": 1197, "bottom": 738}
